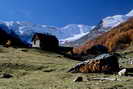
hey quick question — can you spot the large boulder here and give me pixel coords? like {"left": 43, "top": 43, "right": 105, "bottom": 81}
{"left": 68, "top": 53, "right": 120, "bottom": 73}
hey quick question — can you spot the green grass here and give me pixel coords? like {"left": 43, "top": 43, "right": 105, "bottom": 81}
{"left": 0, "top": 47, "right": 132, "bottom": 89}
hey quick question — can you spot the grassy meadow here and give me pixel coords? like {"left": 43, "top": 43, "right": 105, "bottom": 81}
{"left": 0, "top": 47, "right": 132, "bottom": 89}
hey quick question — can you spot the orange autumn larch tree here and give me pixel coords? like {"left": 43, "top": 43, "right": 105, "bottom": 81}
{"left": 72, "top": 17, "right": 133, "bottom": 55}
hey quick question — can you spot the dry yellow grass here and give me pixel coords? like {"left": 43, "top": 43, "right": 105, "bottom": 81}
{"left": 0, "top": 47, "right": 132, "bottom": 89}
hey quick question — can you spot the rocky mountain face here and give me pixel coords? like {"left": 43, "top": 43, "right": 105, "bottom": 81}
{"left": 63, "top": 9, "right": 133, "bottom": 47}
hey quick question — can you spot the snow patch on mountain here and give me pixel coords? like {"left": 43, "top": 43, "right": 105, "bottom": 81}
{"left": 101, "top": 9, "right": 133, "bottom": 30}
{"left": 60, "top": 24, "right": 95, "bottom": 44}
{"left": 89, "top": 9, "right": 133, "bottom": 35}
{"left": 60, "top": 32, "right": 89, "bottom": 44}
{"left": 0, "top": 22, "right": 94, "bottom": 45}
{"left": 102, "top": 15, "right": 128, "bottom": 28}
{"left": 126, "top": 9, "right": 133, "bottom": 16}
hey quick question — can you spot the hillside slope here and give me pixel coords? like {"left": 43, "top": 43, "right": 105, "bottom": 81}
{"left": 0, "top": 46, "right": 132, "bottom": 89}
{"left": 63, "top": 10, "right": 133, "bottom": 47}
{"left": 73, "top": 18, "right": 133, "bottom": 54}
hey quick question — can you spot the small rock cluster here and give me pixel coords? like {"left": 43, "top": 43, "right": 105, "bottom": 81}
{"left": 1, "top": 73, "right": 13, "bottom": 78}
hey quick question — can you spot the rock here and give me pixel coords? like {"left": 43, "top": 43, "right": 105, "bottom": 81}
{"left": 118, "top": 69, "right": 127, "bottom": 76}
{"left": 4, "top": 40, "right": 12, "bottom": 47}
{"left": 128, "top": 58, "right": 133, "bottom": 64}
{"left": 21, "top": 49, "right": 28, "bottom": 52}
{"left": 1, "top": 73, "right": 13, "bottom": 78}
{"left": 88, "top": 78, "right": 118, "bottom": 81}
{"left": 68, "top": 53, "right": 120, "bottom": 73}
{"left": 56, "top": 55, "right": 62, "bottom": 58}
{"left": 0, "top": 27, "right": 27, "bottom": 47}
{"left": 73, "top": 76, "right": 83, "bottom": 82}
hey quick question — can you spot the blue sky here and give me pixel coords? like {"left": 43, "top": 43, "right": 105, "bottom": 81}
{"left": 0, "top": 0, "right": 133, "bottom": 26}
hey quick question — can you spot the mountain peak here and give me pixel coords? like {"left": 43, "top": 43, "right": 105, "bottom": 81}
{"left": 99, "top": 10, "right": 133, "bottom": 29}
{"left": 126, "top": 9, "right": 133, "bottom": 16}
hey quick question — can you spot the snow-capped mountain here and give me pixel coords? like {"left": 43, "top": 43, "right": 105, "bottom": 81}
{"left": 91, "top": 9, "right": 133, "bottom": 35}
{"left": 0, "top": 21, "right": 94, "bottom": 46}
{"left": 0, "top": 9, "right": 133, "bottom": 47}
{"left": 60, "top": 25, "right": 95, "bottom": 44}
{"left": 64, "top": 9, "right": 133, "bottom": 46}
{"left": 93, "top": 11, "right": 132, "bottom": 33}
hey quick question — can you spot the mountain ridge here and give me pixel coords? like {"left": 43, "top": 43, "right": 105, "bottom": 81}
{"left": 63, "top": 9, "right": 133, "bottom": 46}
{"left": 72, "top": 17, "right": 133, "bottom": 55}
{"left": 0, "top": 21, "right": 94, "bottom": 45}
{"left": 0, "top": 10, "right": 133, "bottom": 46}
